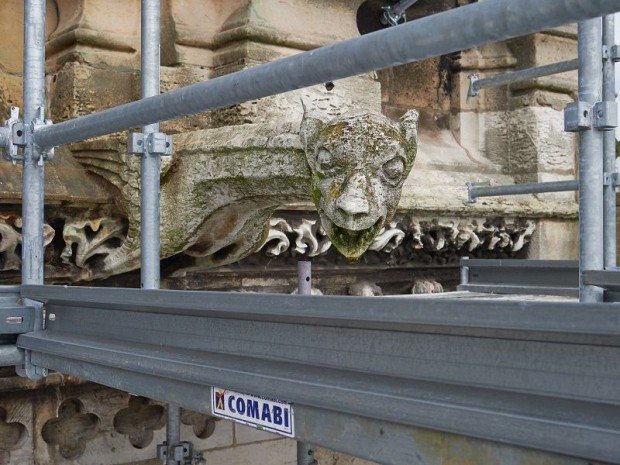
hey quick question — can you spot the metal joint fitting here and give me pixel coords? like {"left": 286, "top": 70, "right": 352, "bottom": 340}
{"left": 467, "top": 74, "right": 480, "bottom": 98}
{"left": 564, "top": 101, "right": 593, "bottom": 132}
{"left": 156, "top": 441, "right": 197, "bottom": 464}
{"left": 466, "top": 182, "right": 477, "bottom": 203}
{"left": 2, "top": 107, "right": 23, "bottom": 164}
{"left": 380, "top": 6, "right": 406, "bottom": 27}
{"left": 128, "top": 132, "right": 173, "bottom": 156}
{"left": 604, "top": 172, "right": 620, "bottom": 187}
{"left": 610, "top": 45, "right": 620, "bottom": 62}
{"left": 593, "top": 101, "right": 618, "bottom": 130}
{"left": 32, "top": 108, "right": 55, "bottom": 164}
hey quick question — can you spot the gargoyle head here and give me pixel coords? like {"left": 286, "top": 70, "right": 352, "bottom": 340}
{"left": 301, "top": 103, "right": 418, "bottom": 259}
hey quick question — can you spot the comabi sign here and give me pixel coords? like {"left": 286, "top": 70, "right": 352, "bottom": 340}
{"left": 211, "top": 387, "right": 295, "bottom": 437}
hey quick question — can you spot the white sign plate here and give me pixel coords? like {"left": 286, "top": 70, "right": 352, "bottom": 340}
{"left": 211, "top": 387, "right": 295, "bottom": 438}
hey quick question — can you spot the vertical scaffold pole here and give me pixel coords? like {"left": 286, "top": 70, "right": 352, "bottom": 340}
{"left": 21, "top": 0, "right": 47, "bottom": 379}
{"left": 139, "top": 1, "right": 181, "bottom": 463}
{"left": 578, "top": 18, "right": 605, "bottom": 302}
{"left": 603, "top": 15, "right": 617, "bottom": 269}
{"left": 140, "top": 0, "right": 161, "bottom": 290}
{"left": 297, "top": 261, "right": 317, "bottom": 465}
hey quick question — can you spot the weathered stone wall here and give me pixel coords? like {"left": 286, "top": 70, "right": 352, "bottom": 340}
{"left": 0, "top": 0, "right": 583, "bottom": 464}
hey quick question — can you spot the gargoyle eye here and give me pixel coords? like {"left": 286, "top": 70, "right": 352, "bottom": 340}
{"left": 317, "top": 149, "right": 335, "bottom": 172}
{"left": 382, "top": 157, "right": 405, "bottom": 182}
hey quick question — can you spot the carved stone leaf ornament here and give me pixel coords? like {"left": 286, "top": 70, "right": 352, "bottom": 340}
{"left": 61, "top": 217, "right": 126, "bottom": 268}
{"left": 0, "top": 214, "right": 54, "bottom": 271}
{"left": 257, "top": 215, "right": 536, "bottom": 259}
{"left": 368, "top": 222, "right": 406, "bottom": 253}
{"left": 292, "top": 218, "right": 332, "bottom": 257}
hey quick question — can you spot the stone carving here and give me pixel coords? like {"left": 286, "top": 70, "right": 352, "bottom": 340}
{"left": 368, "top": 221, "right": 406, "bottom": 253}
{"left": 301, "top": 102, "right": 418, "bottom": 259}
{"left": 292, "top": 219, "right": 331, "bottom": 257}
{"left": 61, "top": 217, "right": 126, "bottom": 270}
{"left": 412, "top": 279, "right": 444, "bottom": 294}
{"left": 69, "top": 97, "right": 418, "bottom": 279}
{"left": 348, "top": 281, "right": 383, "bottom": 296}
{"left": 41, "top": 398, "right": 100, "bottom": 460}
{"left": 113, "top": 396, "right": 165, "bottom": 449}
{"left": 0, "top": 407, "right": 26, "bottom": 465}
{"left": 256, "top": 215, "right": 535, "bottom": 261}
{"left": 0, "top": 214, "right": 54, "bottom": 271}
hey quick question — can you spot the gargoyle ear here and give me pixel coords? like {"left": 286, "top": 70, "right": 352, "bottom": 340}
{"left": 399, "top": 109, "right": 419, "bottom": 145}
{"left": 300, "top": 96, "right": 329, "bottom": 150}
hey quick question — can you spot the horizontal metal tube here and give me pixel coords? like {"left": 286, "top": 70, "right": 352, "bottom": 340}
{"left": 0, "top": 345, "right": 24, "bottom": 366}
{"left": 468, "top": 180, "right": 578, "bottom": 202}
{"left": 471, "top": 59, "right": 578, "bottom": 94}
{"left": 34, "top": 0, "right": 620, "bottom": 149}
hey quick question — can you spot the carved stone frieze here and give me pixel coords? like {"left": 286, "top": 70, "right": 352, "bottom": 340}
{"left": 61, "top": 217, "right": 127, "bottom": 270}
{"left": 0, "top": 214, "right": 54, "bottom": 272}
{"left": 257, "top": 213, "right": 536, "bottom": 264}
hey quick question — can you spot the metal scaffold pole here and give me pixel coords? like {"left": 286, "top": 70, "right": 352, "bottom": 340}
{"left": 20, "top": 0, "right": 47, "bottom": 379}
{"left": 140, "top": 0, "right": 162, "bottom": 290}
{"left": 297, "top": 261, "right": 317, "bottom": 465}
{"left": 578, "top": 18, "right": 605, "bottom": 302}
{"left": 138, "top": 1, "right": 182, "bottom": 463}
{"left": 603, "top": 15, "right": 617, "bottom": 269}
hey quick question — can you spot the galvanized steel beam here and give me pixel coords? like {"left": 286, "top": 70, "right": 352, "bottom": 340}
{"left": 16, "top": 285, "right": 620, "bottom": 464}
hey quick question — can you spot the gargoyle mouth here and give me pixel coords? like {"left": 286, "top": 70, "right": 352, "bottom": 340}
{"left": 324, "top": 216, "right": 384, "bottom": 260}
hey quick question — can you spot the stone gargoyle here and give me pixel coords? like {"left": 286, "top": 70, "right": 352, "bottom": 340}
{"left": 68, "top": 103, "right": 418, "bottom": 280}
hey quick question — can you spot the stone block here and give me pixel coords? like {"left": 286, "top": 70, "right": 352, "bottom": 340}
{"left": 202, "top": 437, "right": 296, "bottom": 465}
{"left": 528, "top": 219, "right": 578, "bottom": 260}
{"left": 49, "top": 62, "right": 138, "bottom": 121}
{"left": 46, "top": 0, "right": 140, "bottom": 70}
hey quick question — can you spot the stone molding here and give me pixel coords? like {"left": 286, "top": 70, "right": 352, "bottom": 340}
{"left": 259, "top": 214, "right": 536, "bottom": 260}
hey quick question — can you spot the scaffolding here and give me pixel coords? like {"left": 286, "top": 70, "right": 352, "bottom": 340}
{"left": 2, "top": 1, "right": 620, "bottom": 464}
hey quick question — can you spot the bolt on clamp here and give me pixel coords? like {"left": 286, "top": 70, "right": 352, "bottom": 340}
{"left": 604, "top": 45, "right": 620, "bottom": 62}
{"left": 467, "top": 74, "right": 480, "bottom": 98}
{"left": 2, "top": 107, "right": 22, "bottom": 164}
{"left": 128, "top": 132, "right": 173, "bottom": 156}
{"left": 2, "top": 106, "right": 55, "bottom": 165}
{"left": 32, "top": 107, "right": 55, "bottom": 165}
{"left": 380, "top": 6, "right": 406, "bottom": 26}
{"left": 564, "top": 101, "right": 618, "bottom": 132}
{"left": 156, "top": 441, "right": 200, "bottom": 464}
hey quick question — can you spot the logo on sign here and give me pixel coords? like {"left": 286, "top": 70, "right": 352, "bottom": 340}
{"left": 211, "top": 387, "right": 295, "bottom": 438}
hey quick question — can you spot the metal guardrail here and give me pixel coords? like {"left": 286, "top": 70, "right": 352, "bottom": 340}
{"left": 17, "top": 284, "right": 620, "bottom": 464}
{"left": 468, "top": 59, "right": 579, "bottom": 97}
{"left": 0, "top": 286, "right": 34, "bottom": 366}
{"left": 466, "top": 180, "right": 579, "bottom": 203}
{"left": 458, "top": 259, "right": 579, "bottom": 296}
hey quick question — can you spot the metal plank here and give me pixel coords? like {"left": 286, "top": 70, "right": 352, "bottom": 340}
{"left": 21, "top": 333, "right": 620, "bottom": 464}
{"left": 14, "top": 285, "right": 620, "bottom": 463}
{"left": 21, "top": 285, "right": 620, "bottom": 342}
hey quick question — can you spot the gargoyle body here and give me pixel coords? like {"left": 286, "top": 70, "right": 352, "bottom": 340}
{"left": 70, "top": 104, "right": 418, "bottom": 279}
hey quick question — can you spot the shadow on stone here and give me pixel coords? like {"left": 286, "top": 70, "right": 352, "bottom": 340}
{"left": 113, "top": 396, "right": 165, "bottom": 449}
{"left": 42, "top": 398, "right": 100, "bottom": 460}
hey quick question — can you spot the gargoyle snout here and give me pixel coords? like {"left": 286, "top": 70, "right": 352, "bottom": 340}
{"left": 336, "top": 173, "right": 370, "bottom": 217}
